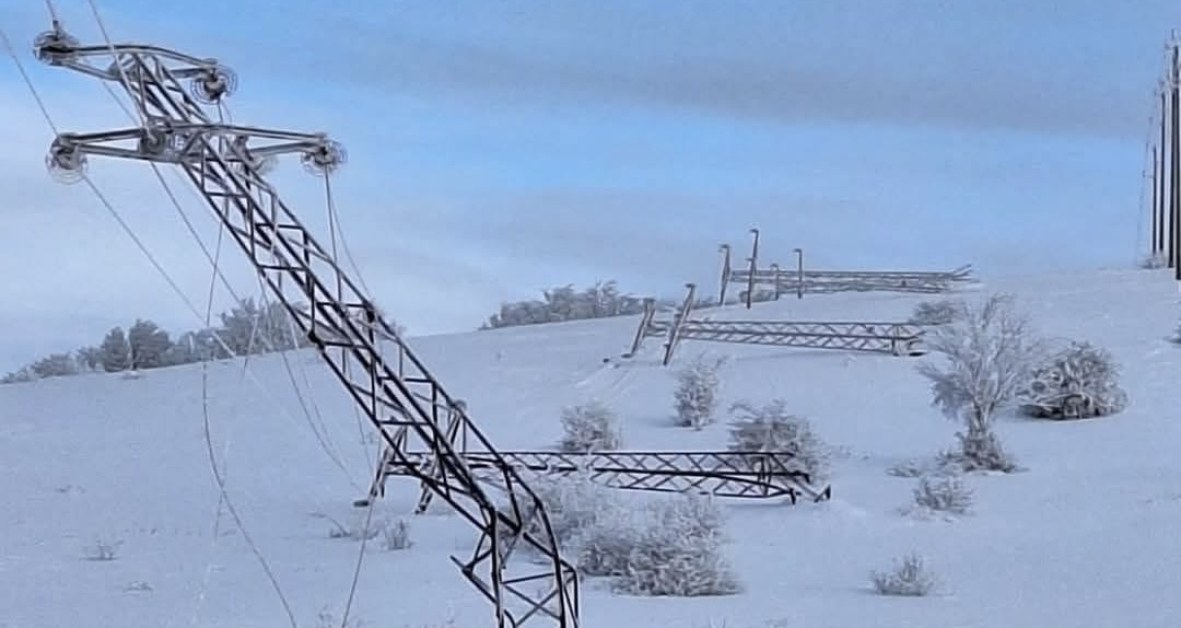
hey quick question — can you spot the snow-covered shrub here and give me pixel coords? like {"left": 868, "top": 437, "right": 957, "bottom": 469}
{"left": 940, "top": 429, "right": 1019, "bottom": 473}
{"left": 912, "top": 475, "right": 973, "bottom": 515}
{"left": 908, "top": 299, "right": 963, "bottom": 326}
{"left": 917, "top": 294, "right": 1042, "bottom": 472}
{"left": 1019, "top": 341, "right": 1128, "bottom": 420}
{"left": 84, "top": 538, "right": 122, "bottom": 561}
{"left": 313, "top": 608, "right": 365, "bottom": 628}
{"left": 574, "top": 509, "right": 645, "bottom": 577}
{"left": 610, "top": 494, "right": 741, "bottom": 597}
{"left": 871, "top": 554, "right": 937, "bottom": 596}
{"left": 887, "top": 459, "right": 928, "bottom": 478}
{"left": 727, "top": 399, "right": 829, "bottom": 480}
{"left": 1140, "top": 253, "right": 1168, "bottom": 269}
{"left": 528, "top": 475, "right": 740, "bottom": 596}
{"left": 322, "top": 512, "right": 384, "bottom": 541}
{"left": 558, "top": 400, "right": 622, "bottom": 453}
{"left": 526, "top": 470, "right": 623, "bottom": 547}
{"left": 673, "top": 355, "right": 727, "bottom": 429}
{"left": 382, "top": 518, "right": 412, "bottom": 551}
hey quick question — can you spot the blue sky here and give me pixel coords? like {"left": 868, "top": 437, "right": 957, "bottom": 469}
{"left": 0, "top": 1, "right": 1176, "bottom": 371}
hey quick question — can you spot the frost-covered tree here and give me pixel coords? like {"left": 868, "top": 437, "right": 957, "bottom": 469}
{"left": 127, "top": 319, "right": 173, "bottom": 370}
{"left": 1019, "top": 341, "right": 1127, "bottom": 420}
{"left": 30, "top": 353, "right": 79, "bottom": 379}
{"left": 482, "top": 281, "right": 651, "bottom": 329}
{"left": 99, "top": 327, "right": 131, "bottom": 373}
{"left": 673, "top": 355, "right": 726, "bottom": 429}
{"left": 0, "top": 367, "right": 36, "bottom": 384}
{"left": 727, "top": 399, "right": 829, "bottom": 481}
{"left": 218, "top": 298, "right": 268, "bottom": 355}
{"left": 75, "top": 346, "right": 103, "bottom": 372}
{"left": 916, "top": 294, "right": 1040, "bottom": 472}
{"left": 558, "top": 400, "right": 623, "bottom": 453}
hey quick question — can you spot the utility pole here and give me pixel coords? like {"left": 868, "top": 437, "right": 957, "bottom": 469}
{"left": 1171, "top": 42, "right": 1180, "bottom": 278}
{"left": 717, "top": 244, "right": 731, "bottom": 306}
{"left": 1160, "top": 86, "right": 1169, "bottom": 261}
{"left": 745, "top": 228, "right": 759, "bottom": 309}
{"left": 793, "top": 248, "right": 804, "bottom": 299}
{"left": 1152, "top": 145, "right": 1159, "bottom": 260}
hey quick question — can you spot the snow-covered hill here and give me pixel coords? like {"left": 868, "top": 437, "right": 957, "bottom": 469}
{"left": 3, "top": 268, "right": 1180, "bottom": 628}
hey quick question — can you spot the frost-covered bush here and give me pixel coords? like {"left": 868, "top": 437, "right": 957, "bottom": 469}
{"left": 938, "top": 429, "right": 1019, "bottom": 474}
{"left": 526, "top": 471, "right": 623, "bottom": 547}
{"left": 912, "top": 475, "right": 973, "bottom": 515}
{"left": 558, "top": 400, "right": 623, "bottom": 453}
{"left": 727, "top": 399, "right": 829, "bottom": 480}
{"left": 529, "top": 476, "right": 740, "bottom": 596}
{"left": 575, "top": 509, "right": 646, "bottom": 577}
{"left": 673, "top": 355, "right": 727, "bottom": 429}
{"left": 383, "top": 518, "right": 412, "bottom": 551}
{"left": 908, "top": 299, "right": 963, "bottom": 326}
{"left": 1140, "top": 253, "right": 1168, "bottom": 269}
{"left": 871, "top": 554, "right": 937, "bottom": 596}
{"left": 917, "top": 294, "right": 1042, "bottom": 472}
{"left": 322, "top": 512, "right": 385, "bottom": 541}
{"left": 84, "top": 537, "right": 122, "bottom": 561}
{"left": 610, "top": 494, "right": 741, "bottom": 597}
{"left": 1019, "top": 341, "right": 1128, "bottom": 420}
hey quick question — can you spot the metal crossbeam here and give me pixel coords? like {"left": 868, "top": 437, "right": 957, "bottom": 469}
{"left": 37, "top": 26, "right": 577, "bottom": 628}
{"left": 367, "top": 449, "right": 832, "bottom": 507}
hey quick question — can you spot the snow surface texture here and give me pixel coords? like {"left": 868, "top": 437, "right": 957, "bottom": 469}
{"left": 3, "top": 269, "right": 1181, "bottom": 628}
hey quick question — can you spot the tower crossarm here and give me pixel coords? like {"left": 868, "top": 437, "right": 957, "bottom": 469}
{"left": 50, "top": 124, "right": 333, "bottom": 170}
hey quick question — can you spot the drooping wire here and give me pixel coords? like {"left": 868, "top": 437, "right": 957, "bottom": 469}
{"left": 0, "top": 26, "right": 59, "bottom": 134}
{"left": 12, "top": 9, "right": 300, "bottom": 626}
{"left": 82, "top": 5, "right": 378, "bottom": 618}
{"left": 82, "top": 3, "right": 361, "bottom": 492}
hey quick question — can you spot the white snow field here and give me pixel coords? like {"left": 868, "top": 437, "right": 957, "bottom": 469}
{"left": 3, "top": 267, "right": 1180, "bottom": 628}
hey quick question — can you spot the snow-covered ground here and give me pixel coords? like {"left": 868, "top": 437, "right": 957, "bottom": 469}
{"left": 3, "top": 268, "right": 1180, "bottom": 628}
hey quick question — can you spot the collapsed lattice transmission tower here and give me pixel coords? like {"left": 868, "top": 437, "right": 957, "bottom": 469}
{"left": 357, "top": 400, "right": 832, "bottom": 510}
{"left": 34, "top": 26, "right": 578, "bottom": 628}
{"left": 629, "top": 284, "right": 929, "bottom": 365}
{"left": 717, "top": 231, "right": 976, "bottom": 307}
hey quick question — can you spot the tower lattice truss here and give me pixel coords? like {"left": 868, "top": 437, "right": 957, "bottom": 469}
{"left": 35, "top": 27, "right": 577, "bottom": 628}
{"left": 628, "top": 283, "right": 930, "bottom": 365}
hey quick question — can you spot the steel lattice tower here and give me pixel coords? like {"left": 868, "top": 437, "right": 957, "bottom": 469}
{"left": 34, "top": 26, "right": 579, "bottom": 628}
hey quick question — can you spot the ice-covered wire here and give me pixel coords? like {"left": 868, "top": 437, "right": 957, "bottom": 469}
{"left": 13, "top": 8, "right": 300, "bottom": 625}
{"left": 82, "top": 13, "right": 362, "bottom": 491}
{"left": 0, "top": 26, "right": 58, "bottom": 134}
